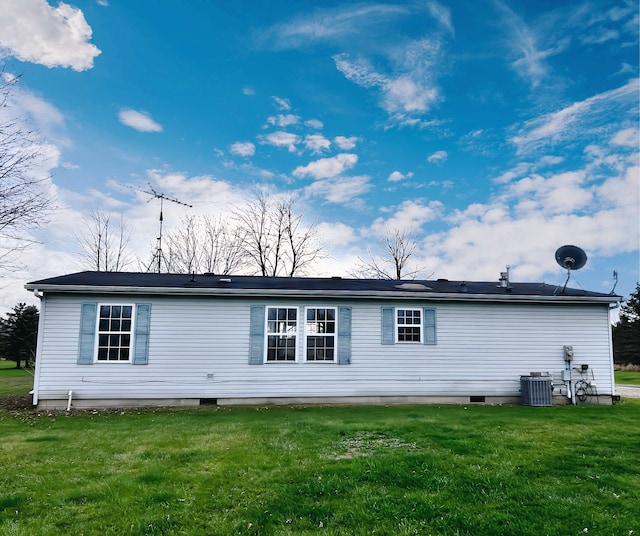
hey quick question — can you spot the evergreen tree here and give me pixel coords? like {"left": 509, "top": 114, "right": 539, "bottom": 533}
{"left": 612, "top": 284, "right": 640, "bottom": 365}
{"left": 0, "top": 303, "right": 39, "bottom": 369}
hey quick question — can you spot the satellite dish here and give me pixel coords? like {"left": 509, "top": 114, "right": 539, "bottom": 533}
{"left": 555, "top": 245, "right": 587, "bottom": 271}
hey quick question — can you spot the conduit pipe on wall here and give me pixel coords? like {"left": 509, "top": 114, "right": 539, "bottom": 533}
{"left": 66, "top": 390, "right": 73, "bottom": 412}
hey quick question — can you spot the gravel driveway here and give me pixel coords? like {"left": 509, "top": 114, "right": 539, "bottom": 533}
{"left": 616, "top": 384, "right": 640, "bottom": 398}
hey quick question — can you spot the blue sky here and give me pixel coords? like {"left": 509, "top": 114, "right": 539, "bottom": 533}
{"left": 0, "top": 0, "right": 638, "bottom": 311}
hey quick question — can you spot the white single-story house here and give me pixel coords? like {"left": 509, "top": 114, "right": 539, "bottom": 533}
{"left": 25, "top": 271, "right": 620, "bottom": 409}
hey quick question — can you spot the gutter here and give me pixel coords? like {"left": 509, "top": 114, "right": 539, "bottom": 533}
{"left": 24, "top": 283, "right": 620, "bottom": 305}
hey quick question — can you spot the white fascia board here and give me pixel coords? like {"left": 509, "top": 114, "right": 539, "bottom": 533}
{"left": 24, "top": 283, "right": 620, "bottom": 305}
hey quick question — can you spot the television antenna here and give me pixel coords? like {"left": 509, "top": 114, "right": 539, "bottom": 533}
{"left": 554, "top": 245, "right": 588, "bottom": 294}
{"left": 124, "top": 183, "right": 192, "bottom": 273}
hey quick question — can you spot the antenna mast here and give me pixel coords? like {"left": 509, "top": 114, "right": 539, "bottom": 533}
{"left": 124, "top": 183, "right": 192, "bottom": 273}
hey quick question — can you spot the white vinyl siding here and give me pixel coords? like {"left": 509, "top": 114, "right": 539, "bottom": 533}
{"left": 32, "top": 295, "right": 615, "bottom": 404}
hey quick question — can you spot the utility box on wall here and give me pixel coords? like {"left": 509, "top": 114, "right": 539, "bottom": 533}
{"left": 520, "top": 375, "right": 553, "bottom": 406}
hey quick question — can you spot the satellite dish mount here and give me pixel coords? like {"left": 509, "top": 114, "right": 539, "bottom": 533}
{"left": 555, "top": 245, "right": 587, "bottom": 293}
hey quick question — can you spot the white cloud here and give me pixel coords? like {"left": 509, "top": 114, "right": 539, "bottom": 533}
{"left": 493, "top": 0, "right": 558, "bottom": 88}
{"left": 266, "top": 113, "right": 300, "bottom": 127}
{"left": 427, "top": 1, "right": 454, "bottom": 35}
{"left": 304, "top": 134, "right": 331, "bottom": 153}
{"left": 369, "top": 200, "right": 442, "bottom": 236}
{"left": 305, "top": 119, "right": 324, "bottom": 129}
{"left": 610, "top": 127, "right": 639, "bottom": 148}
{"left": 118, "top": 109, "right": 163, "bottom": 133}
{"left": 505, "top": 171, "right": 593, "bottom": 215}
{"left": 334, "top": 52, "right": 440, "bottom": 118}
{"left": 243, "top": 87, "right": 256, "bottom": 96}
{"left": 316, "top": 221, "right": 357, "bottom": 247}
{"left": 259, "top": 131, "right": 300, "bottom": 152}
{"left": 334, "top": 136, "right": 358, "bottom": 150}
{"left": 272, "top": 96, "right": 291, "bottom": 111}
{"left": 0, "top": 0, "right": 101, "bottom": 71}
{"left": 419, "top": 148, "right": 639, "bottom": 283}
{"left": 293, "top": 153, "right": 358, "bottom": 179}
{"left": 260, "top": 4, "right": 409, "bottom": 50}
{"left": 0, "top": 78, "right": 67, "bottom": 145}
{"left": 427, "top": 150, "right": 448, "bottom": 164}
{"left": 305, "top": 175, "right": 371, "bottom": 204}
{"left": 333, "top": 53, "right": 386, "bottom": 88}
{"left": 382, "top": 75, "right": 439, "bottom": 114}
{"left": 510, "top": 79, "right": 639, "bottom": 155}
{"left": 388, "top": 171, "right": 413, "bottom": 182}
{"left": 230, "top": 142, "right": 256, "bottom": 157}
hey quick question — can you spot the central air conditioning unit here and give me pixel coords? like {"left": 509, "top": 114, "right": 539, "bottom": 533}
{"left": 520, "top": 374, "right": 553, "bottom": 406}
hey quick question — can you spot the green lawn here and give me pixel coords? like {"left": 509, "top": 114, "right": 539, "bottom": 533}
{"left": 0, "top": 359, "right": 33, "bottom": 397}
{"left": 1, "top": 401, "right": 639, "bottom": 536}
{"left": 615, "top": 370, "right": 640, "bottom": 385}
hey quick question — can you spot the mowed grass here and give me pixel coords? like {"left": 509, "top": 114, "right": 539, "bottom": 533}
{"left": 0, "top": 401, "right": 639, "bottom": 536}
{"left": 615, "top": 370, "right": 640, "bottom": 385}
{"left": 0, "top": 360, "right": 33, "bottom": 397}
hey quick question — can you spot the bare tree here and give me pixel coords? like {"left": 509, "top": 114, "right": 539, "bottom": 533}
{"left": 281, "top": 199, "right": 323, "bottom": 276}
{"left": 163, "top": 214, "right": 200, "bottom": 273}
{"left": 0, "top": 71, "right": 54, "bottom": 270}
{"left": 233, "top": 191, "right": 323, "bottom": 277}
{"left": 160, "top": 214, "right": 246, "bottom": 275}
{"left": 200, "top": 215, "right": 246, "bottom": 274}
{"left": 350, "top": 229, "right": 428, "bottom": 280}
{"left": 76, "top": 209, "right": 133, "bottom": 271}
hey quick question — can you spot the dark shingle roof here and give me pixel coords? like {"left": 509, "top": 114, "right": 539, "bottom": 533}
{"left": 25, "top": 271, "right": 619, "bottom": 303}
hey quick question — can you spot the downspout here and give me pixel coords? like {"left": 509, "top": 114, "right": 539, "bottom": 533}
{"left": 30, "top": 289, "right": 46, "bottom": 406}
{"left": 607, "top": 302, "right": 619, "bottom": 400}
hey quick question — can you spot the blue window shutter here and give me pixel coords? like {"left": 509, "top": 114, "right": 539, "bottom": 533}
{"left": 423, "top": 307, "right": 436, "bottom": 345}
{"left": 249, "top": 305, "right": 265, "bottom": 365}
{"left": 78, "top": 302, "right": 97, "bottom": 364}
{"left": 381, "top": 307, "right": 395, "bottom": 345}
{"left": 337, "top": 306, "right": 352, "bottom": 365}
{"left": 133, "top": 304, "right": 151, "bottom": 365}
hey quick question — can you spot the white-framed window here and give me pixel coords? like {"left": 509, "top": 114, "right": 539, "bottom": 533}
{"left": 305, "top": 307, "right": 337, "bottom": 362}
{"left": 96, "top": 304, "right": 134, "bottom": 362}
{"left": 396, "top": 308, "right": 422, "bottom": 343}
{"left": 265, "top": 306, "right": 297, "bottom": 362}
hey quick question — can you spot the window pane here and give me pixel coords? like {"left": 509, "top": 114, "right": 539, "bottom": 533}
{"left": 305, "top": 308, "right": 336, "bottom": 361}
{"left": 97, "top": 304, "right": 133, "bottom": 361}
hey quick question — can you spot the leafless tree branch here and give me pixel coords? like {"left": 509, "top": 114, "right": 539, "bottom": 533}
{"left": 0, "top": 70, "right": 55, "bottom": 271}
{"left": 349, "top": 228, "right": 430, "bottom": 280}
{"left": 75, "top": 209, "right": 133, "bottom": 271}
